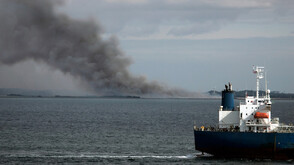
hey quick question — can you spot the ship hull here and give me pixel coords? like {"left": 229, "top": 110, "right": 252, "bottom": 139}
{"left": 194, "top": 130, "right": 294, "bottom": 159}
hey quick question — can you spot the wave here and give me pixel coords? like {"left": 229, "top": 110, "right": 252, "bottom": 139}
{"left": 3, "top": 153, "right": 200, "bottom": 159}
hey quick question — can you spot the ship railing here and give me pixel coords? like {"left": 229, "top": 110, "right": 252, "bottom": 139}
{"left": 275, "top": 124, "right": 294, "bottom": 133}
{"left": 194, "top": 124, "right": 294, "bottom": 133}
{"left": 245, "top": 122, "right": 270, "bottom": 127}
{"left": 194, "top": 125, "right": 240, "bottom": 132}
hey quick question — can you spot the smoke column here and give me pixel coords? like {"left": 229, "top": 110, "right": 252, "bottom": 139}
{"left": 0, "top": 0, "right": 197, "bottom": 97}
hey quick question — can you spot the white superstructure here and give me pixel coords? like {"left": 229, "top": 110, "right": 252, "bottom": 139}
{"left": 219, "top": 66, "right": 283, "bottom": 133}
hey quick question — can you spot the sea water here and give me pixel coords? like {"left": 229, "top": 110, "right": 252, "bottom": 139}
{"left": 0, "top": 98, "right": 293, "bottom": 164}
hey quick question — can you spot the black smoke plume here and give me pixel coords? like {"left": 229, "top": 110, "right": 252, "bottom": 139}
{"left": 0, "top": 0, "right": 197, "bottom": 97}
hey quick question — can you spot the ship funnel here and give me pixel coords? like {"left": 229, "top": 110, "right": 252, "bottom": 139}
{"left": 221, "top": 82, "right": 234, "bottom": 110}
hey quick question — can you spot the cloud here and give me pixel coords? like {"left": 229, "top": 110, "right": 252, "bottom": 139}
{"left": 106, "top": 0, "right": 147, "bottom": 4}
{"left": 58, "top": 0, "right": 268, "bottom": 37}
{"left": 60, "top": 0, "right": 294, "bottom": 38}
{"left": 168, "top": 21, "right": 222, "bottom": 36}
{"left": 60, "top": 0, "right": 243, "bottom": 36}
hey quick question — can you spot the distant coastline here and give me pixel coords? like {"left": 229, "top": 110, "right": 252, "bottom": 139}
{"left": 0, "top": 88, "right": 142, "bottom": 99}
{"left": 0, "top": 95, "right": 141, "bottom": 99}
{"left": 208, "top": 90, "right": 294, "bottom": 99}
{"left": 0, "top": 88, "right": 293, "bottom": 99}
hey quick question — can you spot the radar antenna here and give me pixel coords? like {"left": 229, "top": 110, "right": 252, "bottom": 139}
{"left": 253, "top": 66, "right": 264, "bottom": 99}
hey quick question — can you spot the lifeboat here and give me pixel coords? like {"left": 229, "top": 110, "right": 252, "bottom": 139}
{"left": 254, "top": 112, "right": 269, "bottom": 118}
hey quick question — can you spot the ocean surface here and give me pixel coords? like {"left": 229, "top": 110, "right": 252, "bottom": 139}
{"left": 0, "top": 98, "right": 294, "bottom": 164}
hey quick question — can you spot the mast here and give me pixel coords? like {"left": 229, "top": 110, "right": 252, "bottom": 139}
{"left": 265, "top": 71, "right": 268, "bottom": 99}
{"left": 253, "top": 66, "right": 264, "bottom": 99}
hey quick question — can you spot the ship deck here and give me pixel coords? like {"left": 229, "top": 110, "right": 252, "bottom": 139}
{"left": 194, "top": 125, "right": 294, "bottom": 133}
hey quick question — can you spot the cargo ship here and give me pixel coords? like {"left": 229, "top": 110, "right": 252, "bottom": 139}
{"left": 194, "top": 66, "right": 294, "bottom": 159}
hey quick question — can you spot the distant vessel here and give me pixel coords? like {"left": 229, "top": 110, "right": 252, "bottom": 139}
{"left": 194, "top": 66, "right": 294, "bottom": 159}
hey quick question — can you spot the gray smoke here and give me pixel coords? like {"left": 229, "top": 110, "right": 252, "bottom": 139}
{"left": 0, "top": 0, "right": 197, "bottom": 97}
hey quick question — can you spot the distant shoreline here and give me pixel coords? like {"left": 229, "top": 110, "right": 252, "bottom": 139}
{"left": 209, "top": 90, "right": 294, "bottom": 100}
{"left": 235, "top": 97, "right": 294, "bottom": 100}
{"left": 0, "top": 95, "right": 293, "bottom": 100}
{"left": 1, "top": 88, "right": 294, "bottom": 100}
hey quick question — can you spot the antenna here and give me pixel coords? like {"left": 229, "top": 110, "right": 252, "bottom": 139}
{"left": 265, "top": 71, "right": 267, "bottom": 98}
{"left": 253, "top": 66, "right": 264, "bottom": 99}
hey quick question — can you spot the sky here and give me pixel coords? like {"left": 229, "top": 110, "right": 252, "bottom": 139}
{"left": 0, "top": 0, "right": 294, "bottom": 95}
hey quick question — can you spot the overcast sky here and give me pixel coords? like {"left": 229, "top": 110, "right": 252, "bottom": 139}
{"left": 1, "top": 0, "right": 294, "bottom": 94}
